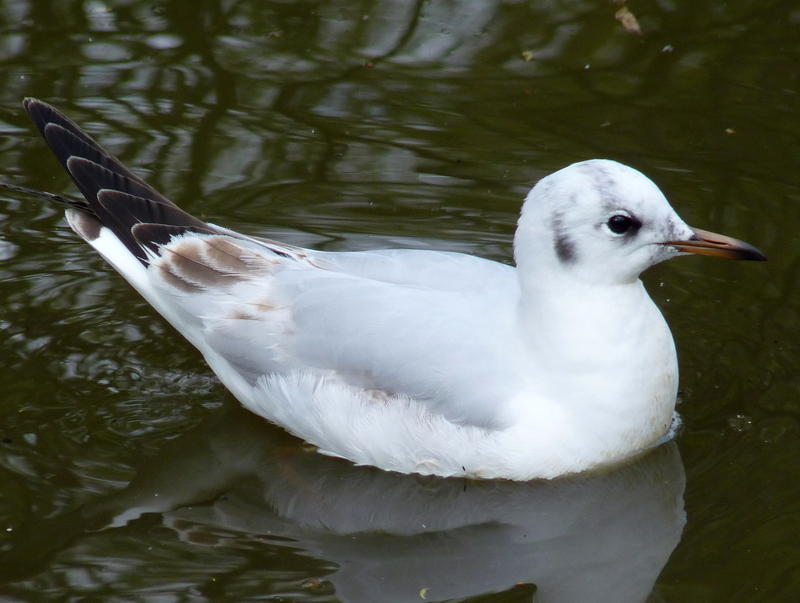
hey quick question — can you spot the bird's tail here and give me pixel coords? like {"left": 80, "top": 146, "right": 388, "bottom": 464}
{"left": 18, "top": 98, "right": 212, "bottom": 266}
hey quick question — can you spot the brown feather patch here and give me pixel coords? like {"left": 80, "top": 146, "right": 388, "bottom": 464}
{"left": 65, "top": 208, "right": 102, "bottom": 241}
{"left": 203, "top": 237, "right": 252, "bottom": 274}
{"left": 158, "top": 263, "right": 201, "bottom": 292}
{"left": 154, "top": 235, "right": 283, "bottom": 291}
{"left": 228, "top": 308, "right": 260, "bottom": 320}
{"left": 254, "top": 297, "right": 279, "bottom": 312}
{"left": 163, "top": 242, "right": 236, "bottom": 288}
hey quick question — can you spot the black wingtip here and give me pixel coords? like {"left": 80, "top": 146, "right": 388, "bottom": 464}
{"left": 22, "top": 98, "right": 213, "bottom": 266}
{"left": 23, "top": 98, "right": 47, "bottom": 136}
{"left": 23, "top": 98, "right": 81, "bottom": 144}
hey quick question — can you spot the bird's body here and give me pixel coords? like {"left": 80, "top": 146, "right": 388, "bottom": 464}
{"left": 15, "top": 99, "right": 764, "bottom": 480}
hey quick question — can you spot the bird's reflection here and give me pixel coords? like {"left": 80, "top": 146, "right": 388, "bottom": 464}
{"left": 2, "top": 403, "right": 685, "bottom": 602}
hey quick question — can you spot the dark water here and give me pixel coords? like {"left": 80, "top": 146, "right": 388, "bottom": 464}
{"left": 0, "top": 1, "right": 797, "bottom": 601}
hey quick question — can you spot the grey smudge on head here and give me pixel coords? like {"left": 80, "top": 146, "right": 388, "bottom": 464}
{"left": 580, "top": 161, "right": 618, "bottom": 202}
{"left": 582, "top": 162, "right": 644, "bottom": 242}
{"left": 551, "top": 209, "right": 576, "bottom": 263}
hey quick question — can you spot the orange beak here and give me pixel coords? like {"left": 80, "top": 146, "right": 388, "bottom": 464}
{"left": 664, "top": 227, "right": 766, "bottom": 261}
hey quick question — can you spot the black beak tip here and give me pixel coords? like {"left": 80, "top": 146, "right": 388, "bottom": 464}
{"left": 738, "top": 244, "right": 767, "bottom": 262}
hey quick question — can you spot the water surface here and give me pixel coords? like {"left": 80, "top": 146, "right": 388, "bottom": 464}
{"left": 0, "top": 1, "right": 797, "bottom": 601}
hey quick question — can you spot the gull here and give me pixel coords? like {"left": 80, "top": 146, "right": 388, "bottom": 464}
{"left": 15, "top": 99, "right": 765, "bottom": 480}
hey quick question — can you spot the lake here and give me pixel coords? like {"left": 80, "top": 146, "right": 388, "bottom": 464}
{"left": 0, "top": 1, "right": 797, "bottom": 601}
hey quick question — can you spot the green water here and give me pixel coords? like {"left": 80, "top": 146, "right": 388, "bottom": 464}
{"left": 0, "top": 1, "right": 797, "bottom": 601}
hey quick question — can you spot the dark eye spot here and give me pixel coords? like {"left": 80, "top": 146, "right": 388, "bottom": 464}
{"left": 607, "top": 214, "right": 635, "bottom": 235}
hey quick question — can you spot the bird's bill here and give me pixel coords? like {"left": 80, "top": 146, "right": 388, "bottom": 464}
{"left": 664, "top": 227, "right": 766, "bottom": 261}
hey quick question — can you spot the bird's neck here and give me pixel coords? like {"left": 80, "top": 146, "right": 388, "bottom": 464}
{"left": 517, "top": 272, "right": 656, "bottom": 357}
{"left": 514, "top": 272, "right": 679, "bottom": 464}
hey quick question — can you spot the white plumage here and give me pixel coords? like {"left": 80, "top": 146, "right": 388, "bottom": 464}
{"left": 22, "top": 99, "right": 765, "bottom": 480}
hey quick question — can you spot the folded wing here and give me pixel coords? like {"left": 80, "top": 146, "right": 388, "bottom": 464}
{"left": 25, "top": 99, "right": 520, "bottom": 431}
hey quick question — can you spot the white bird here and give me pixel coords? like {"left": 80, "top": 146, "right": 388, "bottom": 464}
{"left": 16, "top": 99, "right": 765, "bottom": 480}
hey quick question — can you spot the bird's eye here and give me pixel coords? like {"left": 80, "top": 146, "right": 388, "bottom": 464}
{"left": 607, "top": 214, "right": 634, "bottom": 235}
